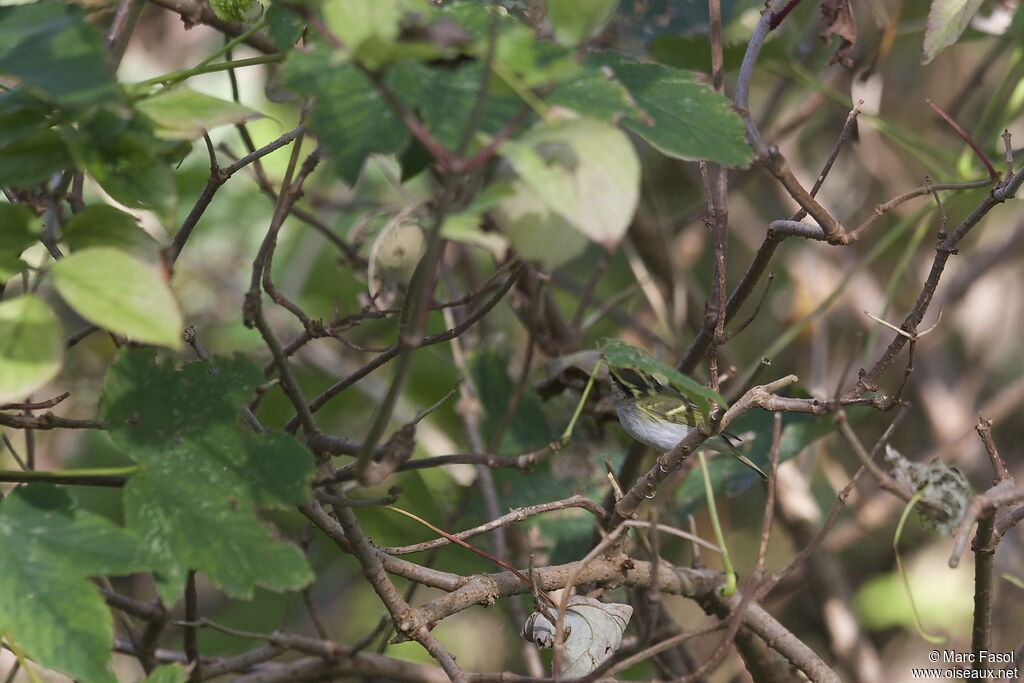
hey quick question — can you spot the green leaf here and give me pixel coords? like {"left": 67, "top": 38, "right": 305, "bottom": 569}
{"left": 491, "top": 180, "right": 588, "bottom": 270}
{"left": 266, "top": 2, "right": 305, "bottom": 50}
{"left": 441, "top": 182, "right": 513, "bottom": 258}
{"left": 0, "top": 253, "right": 27, "bottom": 284}
{"left": 50, "top": 247, "right": 183, "bottom": 349}
{"left": 468, "top": 348, "right": 555, "bottom": 455}
{"left": 648, "top": 35, "right": 759, "bottom": 73}
{"left": 548, "top": 67, "right": 646, "bottom": 123}
{"left": 499, "top": 117, "right": 640, "bottom": 250}
{"left": 495, "top": 22, "right": 581, "bottom": 89}
{"left": 0, "top": 294, "right": 63, "bottom": 403}
{"left": 0, "top": 485, "right": 147, "bottom": 683}
{"left": 546, "top": 0, "right": 618, "bottom": 46}
{"left": 599, "top": 340, "right": 727, "bottom": 419}
{"left": 63, "top": 205, "right": 161, "bottom": 257}
{"left": 0, "top": 202, "right": 39, "bottom": 254}
{"left": 101, "top": 350, "right": 316, "bottom": 601}
{"left": 136, "top": 88, "right": 263, "bottom": 140}
{"left": 139, "top": 665, "right": 189, "bottom": 683}
{"left": 0, "top": 1, "right": 118, "bottom": 107}
{"left": 323, "top": 0, "right": 428, "bottom": 46}
{"left": 65, "top": 108, "right": 178, "bottom": 221}
{"left": 442, "top": 214, "right": 509, "bottom": 259}
{"left": 322, "top": 0, "right": 435, "bottom": 70}
{"left": 0, "top": 88, "right": 55, "bottom": 146}
{"left": 590, "top": 54, "right": 752, "bottom": 168}
{"left": 284, "top": 49, "right": 409, "bottom": 184}
{"left": 386, "top": 60, "right": 521, "bottom": 151}
{"left": 922, "top": 0, "right": 985, "bottom": 64}
{"left": 0, "top": 127, "right": 72, "bottom": 188}
{"left": 438, "top": 2, "right": 494, "bottom": 39}
{"left": 208, "top": 0, "right": 265, "bottom": 22}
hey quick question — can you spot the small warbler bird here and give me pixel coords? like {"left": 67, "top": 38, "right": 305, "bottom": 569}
{"left": 607, "top": 364, "right": 768, "bottom": 481}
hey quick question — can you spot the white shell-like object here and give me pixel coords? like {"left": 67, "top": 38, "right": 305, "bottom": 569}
{"left": 522, "top": 595, "right": 633, "bottom": 677}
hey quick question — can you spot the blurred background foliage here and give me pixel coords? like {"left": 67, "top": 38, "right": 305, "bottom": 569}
{"left": 1, "top": 0, "right": 1023, "bottom": 680}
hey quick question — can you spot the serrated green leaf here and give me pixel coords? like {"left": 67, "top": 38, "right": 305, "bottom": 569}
{"left": 63, "top": 205, "right": 160, "bottom": 257}
{"left": 599, "top": 340, "right": 726, "bottom": 418}
{"left": 139, "top": 665, "right": 189, "bottom": 683}
{"left": 495, "top": 22, "right": 581, "bottom": 88}
{"left": 0, "top": 294, "right": 63, "bottom": 403}
{"left": 548, "top": 67, "right": 645, "bottom": 123}
{"left": 0, "top": 202, "right": 38, "bottom": 254}
{"left": 546, "top": 0, "right": 618, "bottom": 46}
{"left": 0, "top": 88, "right": 55, "bottom": 146}
{"left": 322, "top": 0, "right": 432, "bottom": 70}
{"left": 0, "top": 485, "right": 147, "bottom": 683}
{"left": 284, "top": 48, "right": 409, "bottom": 184}
{"left": 50, "top": 247, "right": 183, "bottom": 349}
{"left": 0, "top": 127, "right": 71, "bottom": 188}
{"left": 922, "top": 0, "right": 985, "bottom": 64}
{"left": 136, "top": 88, "right": 263, "bottom": 140}
{"left": 386, "top": 60, "right": 521, "bottom": 151}
{"left": 0, "top": 1, "right": 118, "bottom": 107}
{"left": 100, "top": 350, "right": 316, "bottom": 601}
{"left": 65, "top": 108, "right": 178, "bottom": 221}
{"left": 438, "top": 2, "right": 493, "bottom": 39}
{"left": 499, "top": 117, "right": 639, "bottom": 250}
{"left": 590, "top": 54, "right": 752, "bottom": 168}
{"left": 266, "top": 2, "right": 305, "bottom": 50}
{"left": 208, "top": 0, "right": 265, "bottom": 22}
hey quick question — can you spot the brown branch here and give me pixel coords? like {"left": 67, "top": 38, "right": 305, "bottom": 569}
{"left": 845, "top": 166, "right": 1024, "bottom": 402}
{"left": 836, "top": 412, "right": 914, "bottom": 503}
{"left": 971, "top": 514, "right": 996, "bottom": 674}
{"left": 327, "top": 499, "right": 464, "bottom": 680}
{"left": 766, "top": 178, "right": 992, "bottom": 244}
{"left": 714, "top": 595, "right": 841, "bottom": 683}
{"left": 949, "top": 481, "right": 1024, "bottom": 568}
{"left": 245, "top": 138, "right": 322, "bottom": 437}
{"left": 0, "top": 413, "right": 103, "bottom": 430}
{"left": 0, "top": 392, "right": 70, "bottom": 411}
{"left": 168, "top": 125, "right": 305, "bottom": 263}
{"left": 383, "top": 495, "right": 604, "bottom": 555}
{"left": 760, "top": 404, "right": 910, "bottom": 596}
{"left": 102, "top": 590, "right": 165, "bottom": 622}
{"left": 791, "top": 102, "right": 863, "bottom": 223}
{"left": 975, "top": 416, "right": 1009, "bottom": 483}
{"left": 144, "top": 0, "right": 277, "bottom": 53}
{"left": 229, "top": 654, "right": 450, "bottom": 683}
{"left": 386, "top": 505, "right": 528, "bottom": 581}
{"left": 184, "top": 571, "right": 201, "bottom": 681}
{"left": 284, "top": 263, "right": 524, "bottom": 432}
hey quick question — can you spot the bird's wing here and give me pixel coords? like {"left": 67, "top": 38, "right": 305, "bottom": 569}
{"left": 639, "top": 385, "right": 702, "bottom": 427}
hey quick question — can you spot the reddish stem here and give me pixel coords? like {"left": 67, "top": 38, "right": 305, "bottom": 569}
{"left": 927, "top": 99, "right": 999, "bottom": 182}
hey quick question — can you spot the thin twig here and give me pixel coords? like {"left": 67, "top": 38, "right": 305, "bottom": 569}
{"left": 926, "top": 99, "right": 999, "bottom": 182}
{"left": 382, "top": 495, "right": 605, "bottom": 555}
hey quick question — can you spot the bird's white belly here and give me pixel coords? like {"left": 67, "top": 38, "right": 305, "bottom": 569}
{"left": 615, "top": 401, "right": 692, "bottom": 450}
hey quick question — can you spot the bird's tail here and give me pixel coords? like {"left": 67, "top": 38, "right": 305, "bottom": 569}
{"left": 715, "top": 432, "right": 768, "bottom": 481}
